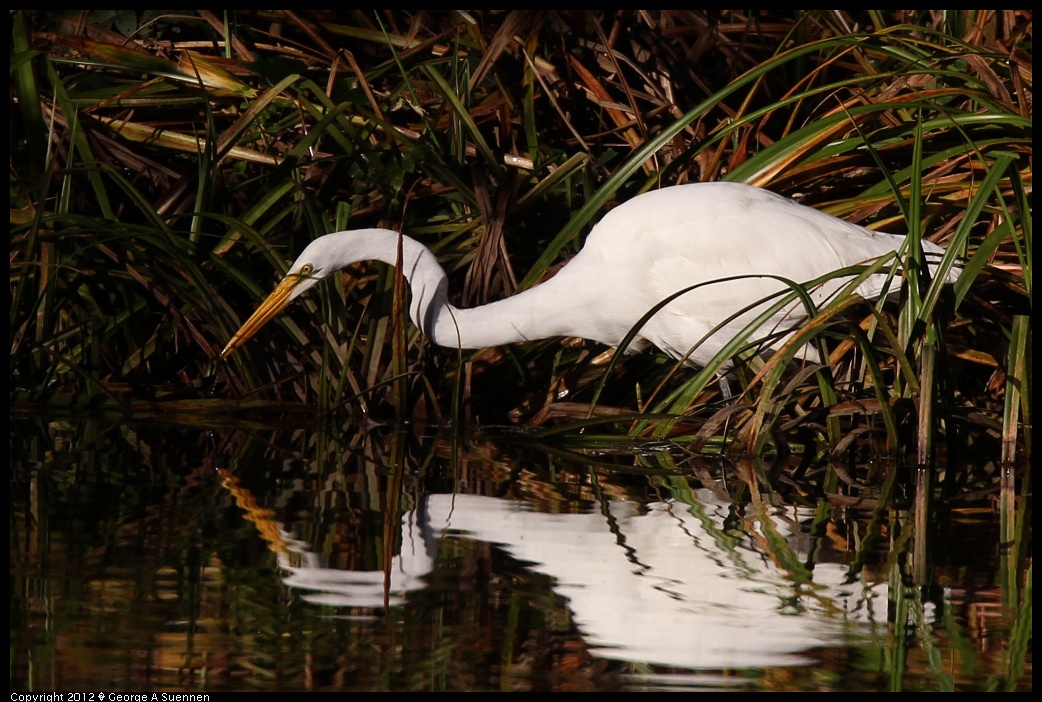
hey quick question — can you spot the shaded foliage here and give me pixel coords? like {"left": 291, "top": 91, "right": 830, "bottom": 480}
{"left": 9, "top": 10, "right": 1032, "bottom": 462}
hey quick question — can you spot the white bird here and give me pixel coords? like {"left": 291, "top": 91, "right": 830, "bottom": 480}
{"left": 220, "top": 182, "right": 957, "bottom": 366}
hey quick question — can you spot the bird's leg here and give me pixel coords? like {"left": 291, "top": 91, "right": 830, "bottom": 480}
{"left": 715, "top": 372, "right": 739, "bottom": 454}
{"left": 717, "top": 373, "right": 735, "bottom": 402}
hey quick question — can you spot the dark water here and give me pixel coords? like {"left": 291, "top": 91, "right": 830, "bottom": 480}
{"left": 10, "top": 413, "right": 1031, "bottom": 692}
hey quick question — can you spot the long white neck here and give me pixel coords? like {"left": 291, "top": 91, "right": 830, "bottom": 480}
{"left": 327, "top": 229, "right": 582, "bottom": 350}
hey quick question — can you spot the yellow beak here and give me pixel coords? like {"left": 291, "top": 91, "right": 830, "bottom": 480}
{"left": 220, "top": 274, "right": 306, "bottom": 359}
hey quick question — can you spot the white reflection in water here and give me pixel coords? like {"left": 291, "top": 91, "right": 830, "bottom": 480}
{"left": 281, "top": 491, "right": 883, "bottom": 670}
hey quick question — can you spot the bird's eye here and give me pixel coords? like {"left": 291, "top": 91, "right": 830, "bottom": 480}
{"left": 298, "top": 263, "right": 315, "bottom": 276}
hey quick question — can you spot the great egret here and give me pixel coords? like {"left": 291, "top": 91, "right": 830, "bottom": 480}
{"left": 221, "top": 182, "right": 958, "bottom": 366}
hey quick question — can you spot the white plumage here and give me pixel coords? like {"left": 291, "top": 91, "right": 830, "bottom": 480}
{"left": 222, "top": 182, "right": 957, "bottom": 366}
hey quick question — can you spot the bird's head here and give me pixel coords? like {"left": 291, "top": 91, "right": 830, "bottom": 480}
{"left": 219, "top": 229, "right": 414, "bottom": 359}
{"left": 220, "top": 252, "right": 329, "bottom": 360}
